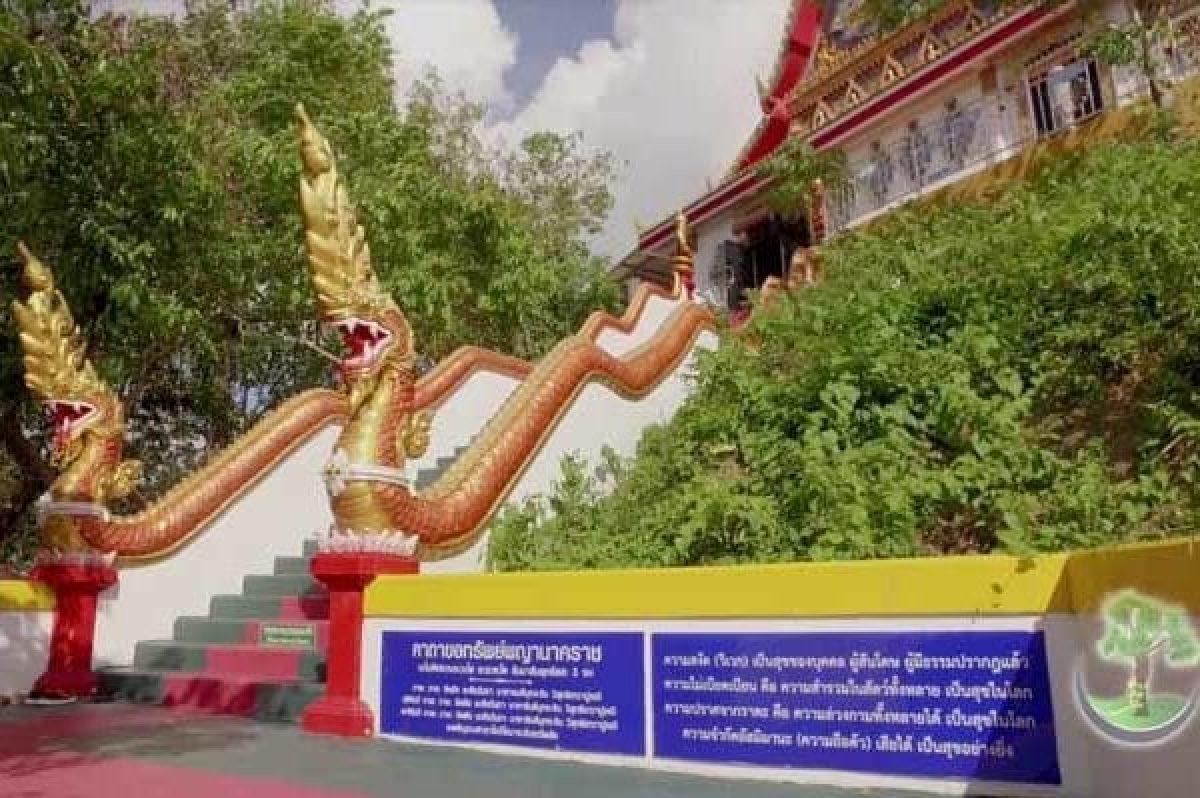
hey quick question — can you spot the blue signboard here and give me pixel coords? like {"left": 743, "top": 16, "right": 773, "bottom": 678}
{"left": 653, "top": 630, "right": 1060, "bottom": 785}
{"left": 380, "top": 631, "right": 645, "bottom": 756}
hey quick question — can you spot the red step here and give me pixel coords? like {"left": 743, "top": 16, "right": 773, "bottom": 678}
{"left": 204, "top": 644, "right": 311, "bottom": 682}
{"left": 279, "top": 594, "right": 329, "bottom": 621}
{"left": 161, "top": 673, "right": 258, "bottom": 716}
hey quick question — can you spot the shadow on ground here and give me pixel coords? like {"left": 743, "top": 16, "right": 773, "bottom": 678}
{"left": 0, "top": 703, "right": 946, "bottom": 798}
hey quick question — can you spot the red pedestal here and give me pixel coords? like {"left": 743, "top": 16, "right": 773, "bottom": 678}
{"left": 301, "top": 552, "right": 417, "bottom": 738}
{"left": 31, "top": 563, "right": 117, "bottom": 699}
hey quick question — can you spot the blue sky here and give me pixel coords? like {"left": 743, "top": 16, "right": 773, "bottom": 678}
{"left": 493, "top": 0, "right": 617, "bottom": 112}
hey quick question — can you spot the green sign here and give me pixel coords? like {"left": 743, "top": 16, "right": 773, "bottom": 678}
{"left": 260, "top": 623, "right": 316, "bottom": 648}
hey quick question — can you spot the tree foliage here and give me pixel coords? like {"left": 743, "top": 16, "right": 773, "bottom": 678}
{"left": 0, "top": 0, "right": 620, "bottom": 565}
{"left": 490, "top": 134, "right": 1200, "bottom": 572}
{"left": 757, "top": 137, "right": 847, "bottom": 219}
{"left": 1098, "top": 591, "right": 1200, "bottom": 668}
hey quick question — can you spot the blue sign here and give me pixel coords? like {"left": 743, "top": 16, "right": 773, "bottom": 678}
{"left": 653, "top": 630, "right": 1060, "bottom": 785}
{"left": 380, "top": 631, "right": 645, "bottom": 756}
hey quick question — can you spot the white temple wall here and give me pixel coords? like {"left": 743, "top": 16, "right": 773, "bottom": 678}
{"left": 691, "top": 204, "right": 742, "bottom": 309}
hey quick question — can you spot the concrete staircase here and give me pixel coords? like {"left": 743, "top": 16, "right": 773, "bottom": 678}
{"left": 99, "top": 540, "right": 328, "bottom": 722}
{"left": 97, "top": 442, "right": 472, "bottom": 722}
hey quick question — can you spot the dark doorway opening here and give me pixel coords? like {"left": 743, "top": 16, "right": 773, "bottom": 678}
{"left": 729, "top": 215, "right": 810, "bottom": 310}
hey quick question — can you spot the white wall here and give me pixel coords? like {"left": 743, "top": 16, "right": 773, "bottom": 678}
{"left": 411, "top": 370, "right": 522, "bottom": 473}
{"left": 692, "top": 205, "right": 740, "bottom": 309}
{"left": 0, "top": 607, "right": 52, "bottom": 697}
{"left": 94, "top": 425, "right": 341, "bottom": 666}
{"left": 831, "top": 69, "right": 1028, "bottom": 232}
{"left": 593, "top": 292, "right": 679, "bottom": 358}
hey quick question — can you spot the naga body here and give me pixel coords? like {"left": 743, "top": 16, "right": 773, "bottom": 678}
{"left": 12, "top": 244, "right": 346, "bottom": 561}
{"left": 297, "top": 107, "right": 712, "bottom": 559}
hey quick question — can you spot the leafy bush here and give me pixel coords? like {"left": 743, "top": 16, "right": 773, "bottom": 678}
{"left": 490, "top": 136, "right": 1200, "bottom": 571}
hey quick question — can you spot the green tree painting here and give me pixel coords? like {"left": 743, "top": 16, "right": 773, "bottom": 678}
{"left": 1092, "top": 590, "right": 1200, "bottom": 729}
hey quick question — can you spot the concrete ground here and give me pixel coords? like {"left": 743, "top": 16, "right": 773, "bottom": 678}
{"left": 0, "top": 703, "right": 943, "bottom": 798}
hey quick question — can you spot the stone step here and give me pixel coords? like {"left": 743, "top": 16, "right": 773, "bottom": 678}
{"left": 133, "top": 641, "right": 325, "bottom": 682}
{"left": 174, "top": 616, "right": 329, "bottom": 649}
{"left": 209, "top": 592, "right": 329, "bottom": 621}
{"left": 243, "top": 572, "right": 321, "bottom": 597}
{"left": 272, "top": 555, "right": 313, "bottom": 575}
{"left": 99, "top": 667, "right": 324, "bottom": 723}
{"left": 414, "top": 444, "right": 471, "bottom": 490}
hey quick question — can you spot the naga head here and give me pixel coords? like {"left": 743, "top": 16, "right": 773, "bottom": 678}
{"left": 11, "top": 243, "right": 139, "bottom": 511}
{"left": 296, "top": 104, "right": 414, "bottom": 409}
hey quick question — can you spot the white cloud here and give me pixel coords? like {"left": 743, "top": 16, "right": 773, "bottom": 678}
{"left": 358, "top": 0, "right": 518, "bottom": 113}
{"left": 490, "top": 0, "right": 792, "bottom": 257}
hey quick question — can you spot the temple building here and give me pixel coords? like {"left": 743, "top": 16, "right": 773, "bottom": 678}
{"left": 620, "top": 0, "right": 1200, "bottom": 313}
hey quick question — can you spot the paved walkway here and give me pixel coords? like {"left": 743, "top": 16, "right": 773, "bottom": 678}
{"left": 0, "top": 703, "right": 941, "bottom": 798}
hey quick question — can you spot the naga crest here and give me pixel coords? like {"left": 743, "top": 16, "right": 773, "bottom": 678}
{"left": 296, "top": 105, "right": 430, "bottom": 491}
{"left": 11, "top": 244, "right": 140, "bottom": 522}
{"left": 296, "top": 104, "right": 416, "bottom": 412}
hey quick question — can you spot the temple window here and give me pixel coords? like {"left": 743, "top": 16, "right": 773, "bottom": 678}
{"left": 1028, "top": 57, "right": 1104, "bottom": 137}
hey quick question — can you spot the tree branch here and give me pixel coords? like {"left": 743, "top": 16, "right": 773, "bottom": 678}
{"left": 0, "top": 403, "right": 50, "bottom": 487}
{"left": 0, "top": 401, "right": 51, "bottom": 543}
{"left": 221, "top": 312, "right": 342, "bottom": 365}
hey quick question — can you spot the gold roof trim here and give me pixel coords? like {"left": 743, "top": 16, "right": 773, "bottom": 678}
{"left": 792, "top": 1, "right": 1020, "bottom": 135}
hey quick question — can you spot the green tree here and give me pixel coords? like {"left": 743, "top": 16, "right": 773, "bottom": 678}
{"left": 491, "top": 127, "right": 1200, "bottom": 572}
{"left": 0, "top": 0, "right": 619, "bottom": 566}
{"left": 1097, "top": 590, "right": 1200, "bottom": 716}
{"left": 756, "top": 137, "right": 847, "bottom": 220}
{"left": 1084, "top": 1, "right": 1180, "bottom": 108}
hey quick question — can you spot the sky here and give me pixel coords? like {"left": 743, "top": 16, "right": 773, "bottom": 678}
{"left": 378, "top": 0, "right": 792, "bottom": 257}
{"left": 104, "top": 0, "right": 793, "bottom": 257}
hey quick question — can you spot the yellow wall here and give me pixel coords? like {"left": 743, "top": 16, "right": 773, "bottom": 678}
{"left": 366, "top": 537, "right": 1198, "bottom": 619}
{"left": 0, "top": 579, "right": 54, "bottom": 612}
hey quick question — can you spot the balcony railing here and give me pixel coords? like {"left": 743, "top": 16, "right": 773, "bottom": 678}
{"left": 827, "top": 16, "right": 1200, "bottom": 234}
{"left": 827, "top": 99, "right": 1027, "bottom": 233}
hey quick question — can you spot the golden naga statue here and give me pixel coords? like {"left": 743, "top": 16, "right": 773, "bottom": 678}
{"left": 296, "top": 104, "right": 431, "bottom": 531}
{"left": 297, "top": 106, "right": 712, "bottom": 558}
{"left": 11, "top": 243, "right": 347, "bottom": 561}
{"left": 12, "top": 244, "right": 142, "bottom": 554}
{"left": 673, "top": 210, "right": 693, "bottom": 260}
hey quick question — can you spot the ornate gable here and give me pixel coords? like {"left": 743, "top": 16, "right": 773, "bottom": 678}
{"left": 793, "top": 1, "right": 1018, "bottom": 138}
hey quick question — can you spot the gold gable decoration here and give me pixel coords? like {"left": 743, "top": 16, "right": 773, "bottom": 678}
{"left": 791, "top": 0, "right": 1014, "bottom": 138}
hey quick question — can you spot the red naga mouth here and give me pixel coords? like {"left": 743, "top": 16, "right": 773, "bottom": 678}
{"left": 46, "top": 400, "right": 98, "bottom": 452}
{"left": 331, "top": 318, "right": 393, "bottom": 374}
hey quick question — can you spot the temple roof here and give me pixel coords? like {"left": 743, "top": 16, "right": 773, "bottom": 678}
{"left": 629, "top": 1, "right": 1055, "bottom": 259}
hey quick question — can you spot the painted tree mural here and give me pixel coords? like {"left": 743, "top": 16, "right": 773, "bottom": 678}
{"left": 1097, "top": 591, "right": 1200, "bottom": 717}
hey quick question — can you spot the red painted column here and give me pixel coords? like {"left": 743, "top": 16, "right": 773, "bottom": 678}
{"left": 31, "top": 563, "right": 117, "bottom": 699}
{"left": 301, "top": 552, "right": 417, "bottom": 738}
